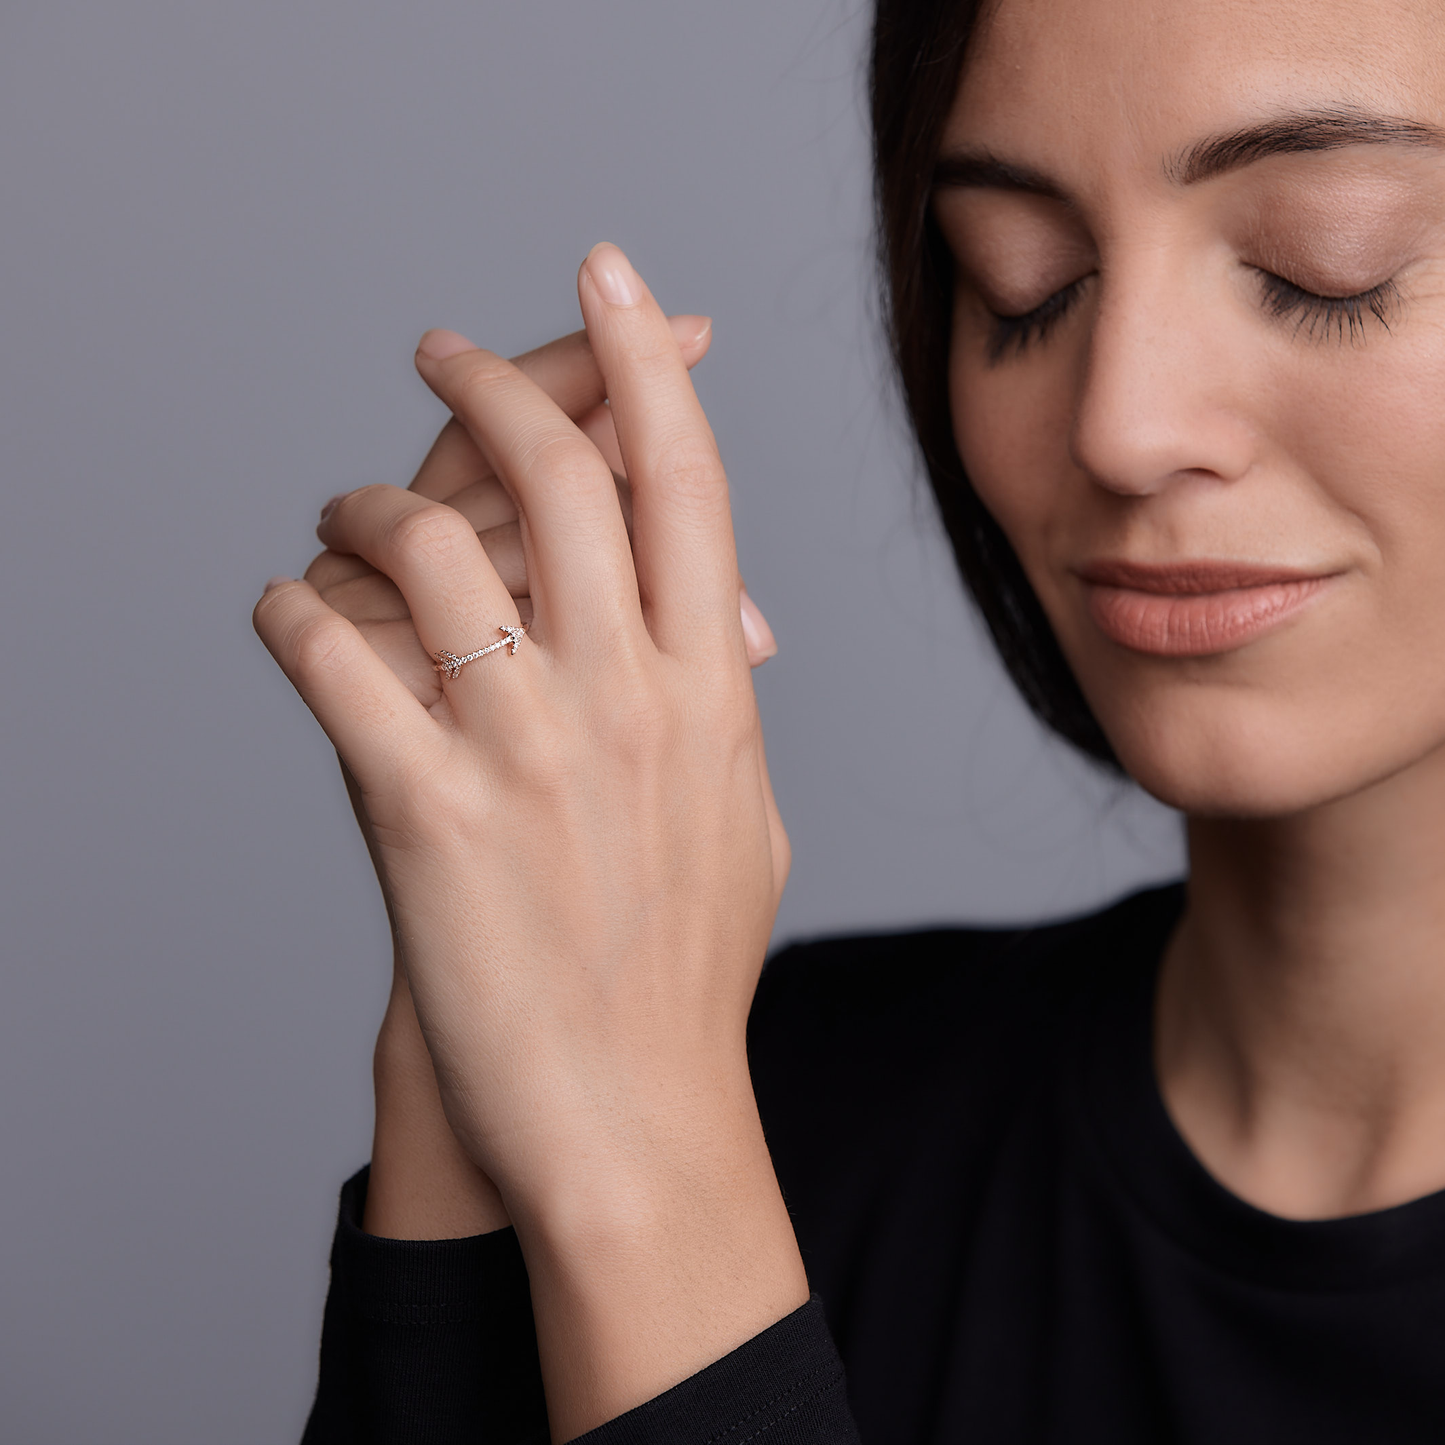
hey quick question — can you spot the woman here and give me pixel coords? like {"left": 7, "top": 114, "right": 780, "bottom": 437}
{"left": 256, "top": 0, "right": 1445, "bottom": 1439}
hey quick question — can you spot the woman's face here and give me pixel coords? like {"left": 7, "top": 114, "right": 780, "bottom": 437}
{"left": 936, "top": 0, "right": 1445, "bottom": 816}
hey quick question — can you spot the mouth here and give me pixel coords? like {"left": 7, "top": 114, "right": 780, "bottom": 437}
{"left": 1075, "top": 560, "right": 1341, "bottom": 657}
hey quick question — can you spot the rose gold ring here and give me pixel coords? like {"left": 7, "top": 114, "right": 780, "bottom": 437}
{"left": 432, "top": 625, "right": 526, "bottom": 681}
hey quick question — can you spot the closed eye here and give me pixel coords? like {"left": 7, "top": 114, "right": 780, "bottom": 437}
{"left": 984, "top": 267, "right": 1399, "bottom": 359}
{"left": 1253, "top": 269, "right": 1398, "bottom": 343}
{"left": 986, "top": 275, "right": 1092, "bottom": 362}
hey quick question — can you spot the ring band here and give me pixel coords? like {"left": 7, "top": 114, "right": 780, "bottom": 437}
{"left": 432, "top": 625, "right": 526, "bottom": 680}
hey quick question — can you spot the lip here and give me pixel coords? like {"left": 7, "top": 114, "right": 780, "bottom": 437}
{"left": 1076, "top": 560, "right": 1340, "bottom": 657}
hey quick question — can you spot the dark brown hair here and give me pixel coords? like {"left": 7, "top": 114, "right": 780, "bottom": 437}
{"left": 869, "top": 0, "right": 1119, "bottom": 766}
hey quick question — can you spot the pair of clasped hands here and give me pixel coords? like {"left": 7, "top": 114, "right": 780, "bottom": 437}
{"left": 254, "top": 245, "right": 809, "bottom": 1438}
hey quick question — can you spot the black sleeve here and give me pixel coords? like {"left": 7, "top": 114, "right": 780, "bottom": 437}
{"left": 301, "top": 1165, "right": 549, "bottom": 1445}
{"left": 570, "top": 1299, "right": 861, "bottom": 1445}
{"left": 303, "top": 1169, "right": 861, "bottom": 1445}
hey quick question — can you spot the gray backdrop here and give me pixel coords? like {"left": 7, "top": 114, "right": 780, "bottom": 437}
{"left": 0, "top": 3, "right": 1184, "bottom": 1439}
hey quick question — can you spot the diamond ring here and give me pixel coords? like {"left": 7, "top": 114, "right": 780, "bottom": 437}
{"left": 432, "top": 625, "right": 527, "bottom": 680}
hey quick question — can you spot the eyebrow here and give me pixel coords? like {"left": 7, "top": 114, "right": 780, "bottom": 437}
{"left": 933, "top": 107, "right": 1445, "bottom": 197}
{"left": 932, "top": 153, "right": 1066, "bottom": 198}
{"left": 1170, "top": 108, "right": 1445, "bottom": 185}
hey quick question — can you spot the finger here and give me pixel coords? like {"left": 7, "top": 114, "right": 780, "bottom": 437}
{"left": 739, "top": 586, "right": 778, "bottom": 668}
{"left": 358, "top": 606, "right": 530, "bottom": 713}
{"left": 319, "top": 570, "right": 410, "bottom": 624}
{"left": 357, "top": 617, "right": 445, "bottom": 707}
{"left": 472, "top": 521, "right": 526, "bottom": 596}
{"left": 305, "top": 547, "right": 380, "bottom": 593}
{"left": 317, "top": 521, "right": 528, "bottom": 620}
{"left": 512, "top": 315, "right": 712, "bottom": 421}
{"left": 253, "top": 578, "right": 434, "bottom": 788}
{"left": 412, "top": 338, "right": 637, "bottom": 645}
{"left": 577, "top": 244, "right": 739, "bottom": 661}
{"left": 316, "top": 485, "right": 524, "bottom": 690}
{"left": 310, "top": 519, "right": 531, "bottom": 717}
{"left": 578, "top": 402, "right": 626, "bottom": 479}
{"left": 310, "top": 572, "right": 494, "bottom": 709}
{"left": 439, "top": 479, "right": 520, "bottom": 538}
{"left": 407, "top": 418, "right": 494, "bottom": 504}
{"left": 409, "top": 317, "right": 712, "bottom": 505}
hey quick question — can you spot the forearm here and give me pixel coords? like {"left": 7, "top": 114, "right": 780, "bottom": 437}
{"left": 364, "top": 964, "right": 511, "bottom": 1240}
{"left": 508, "top": 1068, "right": 810, "bottom": 1440}
{"left": 366, "top": 977, "right": 810, "bottom": 1442}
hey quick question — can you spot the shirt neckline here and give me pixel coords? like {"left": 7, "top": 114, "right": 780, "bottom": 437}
{"left": 1079, "top": 892, "right": 1445, "bottom": 1293}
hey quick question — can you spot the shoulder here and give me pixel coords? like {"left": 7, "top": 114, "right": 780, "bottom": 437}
{"left": 749, "top": 883, "right": 1185, "bottom": 1241}
{"left": 748, "top": 882, "right": 1185, "bottom": 1100}
{"left": 754, "top": 882, "right": 1183, "bottom": 1032}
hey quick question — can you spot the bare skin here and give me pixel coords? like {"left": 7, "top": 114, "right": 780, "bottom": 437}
{"left": 1161, "top": 785, "right": 1445, "bottom": 1219}
{"left": 936, "top": 0, "right": 1445, "bottom": 1219}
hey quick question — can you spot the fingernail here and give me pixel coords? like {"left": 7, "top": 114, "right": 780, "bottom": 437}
{"left": 417, "top": 328, "right": 476, "bottom": 361}
{"left": 740, "top": 588, "right": 778, "bottom": 661}
{"left": 585, "top": 243, "right": 643, "bottom": 306}
{"left": 320, "top": 492, "right": 347, "bottom": 522}
{"left": 669, "top": 314, "right": 712, "bottom": 349}
{"left": 263, "top": 575, "right": 291, "bottom": 593}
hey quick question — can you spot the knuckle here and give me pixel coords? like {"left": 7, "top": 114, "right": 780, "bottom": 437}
{"left": 655, "top": 435, "right": 725, "bottom": 500}
{"left": 345, "top": 482, "right": 398, "bottom": 513}
{"left": 523, "top": 428, "right": 608, "bottom": 489}
{"left": 388, "top": 502, "right": 473, "bottom": 568}
{"left": 451, "top": 352, "right": 513, "bottom": 406}
{"left": 621, "top": 336, "right": 681, "bottom": 383}
{"left": 290, "top": 615, "right": 352, "bottom": 677}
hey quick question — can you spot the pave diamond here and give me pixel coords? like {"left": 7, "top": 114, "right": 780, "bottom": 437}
{"left": 432, "top": 626, "right": 526, "bottom": 680}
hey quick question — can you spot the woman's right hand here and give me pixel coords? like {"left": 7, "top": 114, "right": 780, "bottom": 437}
{"left": 306, "top": 316, "right": 779, "bottom": 1242}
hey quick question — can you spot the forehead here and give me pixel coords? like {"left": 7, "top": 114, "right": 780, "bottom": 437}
{"left": 950, "top": 0, "right": 1445, "bottom": 167}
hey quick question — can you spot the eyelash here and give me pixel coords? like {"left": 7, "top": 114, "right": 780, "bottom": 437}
{"left": 985, "top": 269, "right": 1399, "bottom": 361}
{"left": 987, "top": 276, "right": 1089, "bottom": 362}
{"left": 1253, "top": 269, "right": 1398, "bottom": 343}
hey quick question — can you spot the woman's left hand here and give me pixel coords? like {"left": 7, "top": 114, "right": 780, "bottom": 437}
{"left": 254, "top": 244, "right": 807, "bottom": 1438}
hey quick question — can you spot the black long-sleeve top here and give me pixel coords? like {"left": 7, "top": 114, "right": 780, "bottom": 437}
{"left": 302, "top": 884, "right": 1445, "bottom": 1442}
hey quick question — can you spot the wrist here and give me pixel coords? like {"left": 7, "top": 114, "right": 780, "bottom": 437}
{"left": 505, "top": 1091, "right": 809, "bottom": 1439}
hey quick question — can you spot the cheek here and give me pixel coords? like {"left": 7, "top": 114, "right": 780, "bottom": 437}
{"left": 947, "top": 307, "right": 1099, "bottom": 712}
{"left": 1275, "top": 305, "right": 1445, "bottom": 581}
{"left": 948, "top": 317, "right": 1078, "bottom": 568}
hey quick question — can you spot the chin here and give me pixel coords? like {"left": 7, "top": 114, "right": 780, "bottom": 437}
{"left": 1080, "top": 672, "right": 1445, "bottom": 821}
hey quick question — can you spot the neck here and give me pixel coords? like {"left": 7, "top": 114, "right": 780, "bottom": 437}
{"left": 1157, "top": 745, "right": 1445, "bottom": 1219}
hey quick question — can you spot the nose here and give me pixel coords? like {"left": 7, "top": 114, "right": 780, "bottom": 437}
{"left": 1068, "top": 257, "right": 1257, "bottom": 496}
